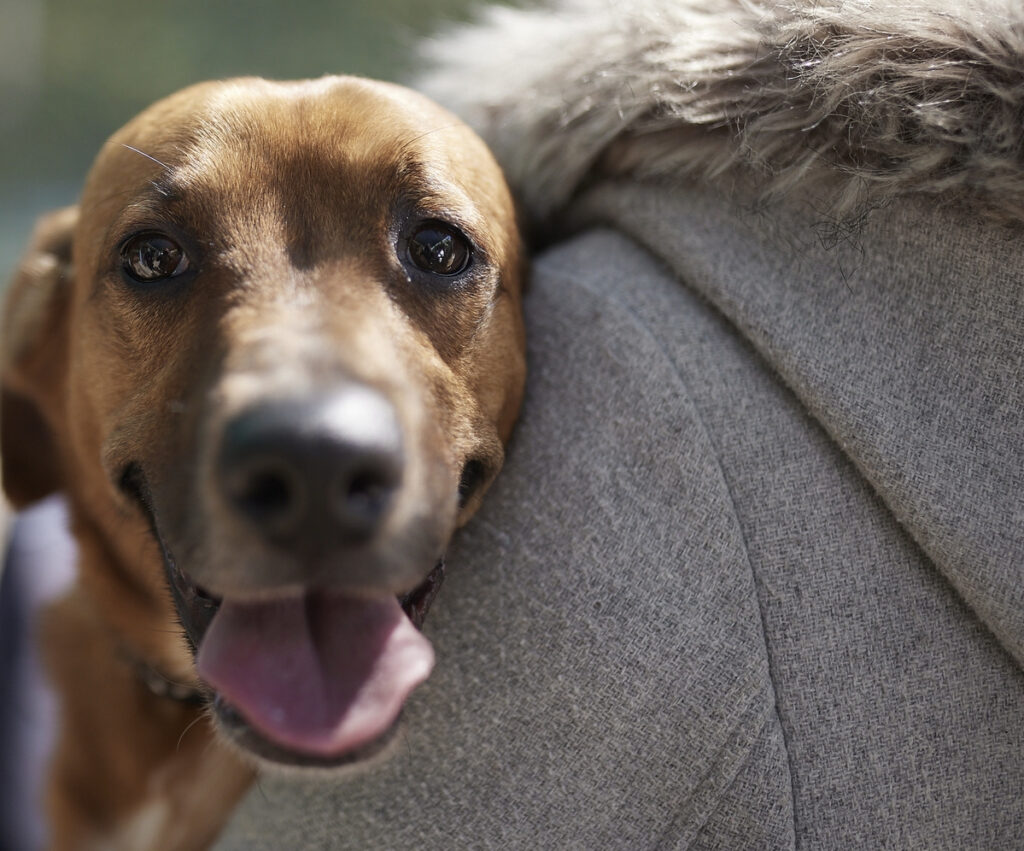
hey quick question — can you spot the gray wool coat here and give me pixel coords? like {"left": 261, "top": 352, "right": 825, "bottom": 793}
{"left": 221, "top": 0, "right": 1024, "bottom": 846}
{"left": 216, "top": 179, "right": 1024, "bottom": 847}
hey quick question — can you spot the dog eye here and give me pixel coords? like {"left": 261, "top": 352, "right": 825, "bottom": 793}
{"left": 406, "top": 222, "right": 471, "bottom": 277}
{"left": 121, "top": 233, "right": 190, "bottom": 283}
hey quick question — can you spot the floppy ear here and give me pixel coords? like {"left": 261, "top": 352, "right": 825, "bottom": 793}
{"left": 1, "top": 206, "right": 77, "bottom": 507}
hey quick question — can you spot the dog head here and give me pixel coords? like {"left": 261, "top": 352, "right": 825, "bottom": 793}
{"left": 2, "top": 76, "right": 525, "bottom": 765}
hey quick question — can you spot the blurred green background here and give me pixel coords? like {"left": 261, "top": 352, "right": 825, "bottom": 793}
{"left": 0, "top": 0, "right": 492, "bottom": 282}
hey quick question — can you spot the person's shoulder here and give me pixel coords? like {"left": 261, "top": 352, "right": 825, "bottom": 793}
{"left": 528, "top": 227, "right": 695, "bottom": 350}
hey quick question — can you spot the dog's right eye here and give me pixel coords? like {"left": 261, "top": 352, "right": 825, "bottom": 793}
{"left": 405, "top": 222, "right": 472, "bottom": 278}
{"left": 120, "top": 233, "right": 191, "bottom": 283}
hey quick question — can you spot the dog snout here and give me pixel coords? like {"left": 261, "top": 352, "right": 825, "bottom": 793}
{"left": 217, "top": 386, "right": 404, "bottom": 556}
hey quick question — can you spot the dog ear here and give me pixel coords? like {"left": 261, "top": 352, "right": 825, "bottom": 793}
{"left": 1, "top": 206, "right": 77, "bottom": 507}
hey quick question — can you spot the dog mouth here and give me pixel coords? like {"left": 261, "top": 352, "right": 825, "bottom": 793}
{"left": 120, "top": 463, "right": 445, "bottom": 766}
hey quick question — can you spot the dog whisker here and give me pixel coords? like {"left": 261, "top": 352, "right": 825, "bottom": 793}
{"left": 175, "top": 713, "right": 207, "bottom": 753}
{"left": 398, "top": 121, "right": 466, "bottom": 151}
{"left": 121, "top": 143, "right": 173, "bottom": 174}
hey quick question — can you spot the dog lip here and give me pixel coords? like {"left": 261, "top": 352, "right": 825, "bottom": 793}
{"left": 397, "top": 557, "right": 445, "bottom": 628}
{"left": 212, "top": 695, "right": 403, "bottom": 767}
{"left": 193, "top": 582, "right": 223, "bottom": 604}
{"left": 119, "top": 462, "right": 219, "bottom": 652}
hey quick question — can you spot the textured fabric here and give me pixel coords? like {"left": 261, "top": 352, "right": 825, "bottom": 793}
{"left": 218, "top": 187, "right": 1024, "bottom": 847}
{"left": 573, "top": 184, "right": 1024, "bottom": 666}
{"left": 549, "top": 211, "right": 1024, "bottom": 846}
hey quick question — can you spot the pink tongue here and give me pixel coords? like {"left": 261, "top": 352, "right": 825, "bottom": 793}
{"left": 195, "top": 591, "right": 434, "bottom": 756}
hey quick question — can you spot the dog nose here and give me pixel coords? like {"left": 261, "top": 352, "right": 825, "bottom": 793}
{"left": 217, "top": 387, "right": 404, "bottom": 553}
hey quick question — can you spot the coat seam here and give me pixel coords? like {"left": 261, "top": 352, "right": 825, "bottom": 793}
{"left": 541, "top": 238, "right": 799, "bottom": 848}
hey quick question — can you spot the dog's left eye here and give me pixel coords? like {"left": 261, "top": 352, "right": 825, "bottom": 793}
{"left": 406, "top": 222, "right": 472, "bottom": 277}
{"left": 121, "top": 233, "right": 191, "bottom": 283}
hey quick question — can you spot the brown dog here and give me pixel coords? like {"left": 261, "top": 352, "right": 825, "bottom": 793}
{"left": 2, "top": 76, "right": 525, "bottom": 849}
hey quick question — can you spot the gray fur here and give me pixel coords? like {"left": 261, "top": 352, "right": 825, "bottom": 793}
{"left": 418, "top": 0, "right": 1024, "bottom": 224}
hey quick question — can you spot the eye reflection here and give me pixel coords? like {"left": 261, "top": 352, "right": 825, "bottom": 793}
{"left": 121, "top": 233, "right": 190, "bottom": 283}
{"left": 406, "top": 222, "right": 471, "bottom": 277}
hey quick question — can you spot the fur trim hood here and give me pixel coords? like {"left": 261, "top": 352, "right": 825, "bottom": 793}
{"left": 418, "top": 0, "right": 1024, "bottom": 225}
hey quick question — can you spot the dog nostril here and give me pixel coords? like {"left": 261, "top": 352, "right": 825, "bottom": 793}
{"left": 333, "top": 463, "right": 400, "bottom": 539}
{"left": 244, "top": 469, "right": 289, "bottom": 513}
{"left": 347, "top": 472, "right": 387, "bottom": 508}
{"left": 228, "top": 464, "right": 301, "bottom": 529}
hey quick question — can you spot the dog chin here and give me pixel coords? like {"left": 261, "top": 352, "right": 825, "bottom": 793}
{"left": 209, "top": 696, "right": 406, "bottom": 774}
